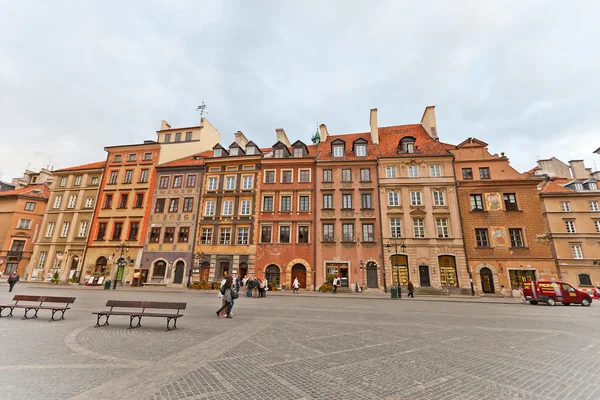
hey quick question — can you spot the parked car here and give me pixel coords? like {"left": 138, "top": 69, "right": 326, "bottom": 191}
{"left": 522, "top": 280, "right": 592, "bottom": 307}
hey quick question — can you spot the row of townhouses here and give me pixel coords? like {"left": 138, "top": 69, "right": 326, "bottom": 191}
{"left": 1, "top": 107, "right": 599, "bottom": 296}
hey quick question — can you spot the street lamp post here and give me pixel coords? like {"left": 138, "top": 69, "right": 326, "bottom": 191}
{"left": 113, "top": 243, "right": 130, "bottom": 289}
{"left": 385, "top": 240, "right": 407, "bottom": 299}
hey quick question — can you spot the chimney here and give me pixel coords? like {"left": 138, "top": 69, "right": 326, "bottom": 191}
{"left": 319, "top": 124, "right": 329, "bottom": 143}
{"left": 369, "top": 108, "right": 379, "bottom": 144}
{"left": 420, "top": 106, "right": 439, "bottom": 140}
{"left": 275, "top": 128, "right": 291, "bottom": 147}
{"left": 160, "top": 120, "right": 171, "bottom": 130}
{"left": 234, "top": 131, "right": 249, "bottom": 151}
{"left": 569, "top": 160, "right": 589, "bottom": 179}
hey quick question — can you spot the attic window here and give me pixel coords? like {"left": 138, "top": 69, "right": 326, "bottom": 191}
{"left": 574, "top": 183, "right": 583, "bottom": 190}
{"left": 274, "top": 149, "right": 284, "bottom": 158}
{"left": 246, "top": 146, "right": 255, "bottom": 155}
{"left": 399, "top": 137, "right": 416, "bottom": 154}
{"left": 333, "top": 145, "right": 344, "bottom": 158}
{"left": 587, "top": 182, "right": 597, "bottom": 190}
{"left": 355, "top": 144, "right": 367, "bottom": 157}
{"left": 192, "top": 156, "right": 201, "bottom": 160}
{"left": 293, "top": 147, "right": 304, "bottom": 158}
{"left": 214, "top": 149, "right": 222, "bottom": 157}
{"left": 230, "top": 148, "right": 238, "bottom": 156}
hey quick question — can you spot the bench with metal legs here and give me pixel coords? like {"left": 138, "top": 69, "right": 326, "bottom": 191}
{"left": 0, "top": 295, "right": 75, "bottom": 321}
{"left": 93, "top": 300, "right": 186, "bottom": 331}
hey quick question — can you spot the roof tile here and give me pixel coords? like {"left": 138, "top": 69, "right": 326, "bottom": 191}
{"left": 0, "top": 184, "right": 50, "bottom": 199}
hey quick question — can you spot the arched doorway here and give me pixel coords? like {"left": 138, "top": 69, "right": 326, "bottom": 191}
{"left": 480, "top": 267, "right": 495, "bottom": 293}
{"left": 94, "top": 256, "right": 107, "bottom": 275}
{"left": 438, "top": 255, "right": 458, "bottom": 287}
{"left": 239, "top": 262, "right": 248, "bottom": 278}
{"left": 390, "top": 254, "right": 409, "bottom": 285}
{"left": 265, "top": 264, "right": 280, "bottom": 286}
{"left": 152, "top": 260, "right": 167, "bottom": 281}
{"left": 174, "top": 260, "right": 185, "bottom": 284}
{"left": 291, "top": 264, "right": 307, "bottom": 289}
{"left": 366, "top": 262, "right": 378, "bottom": 288}
{"left": 200, "top": 262, "right": 210, "bottom": 282}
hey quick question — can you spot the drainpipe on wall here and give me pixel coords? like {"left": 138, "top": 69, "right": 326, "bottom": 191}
{"left": 375, "top": 161, "right": 387, "bottom": 293}
{"left": 451, "top": 155, "right": 474, "bottom": 296}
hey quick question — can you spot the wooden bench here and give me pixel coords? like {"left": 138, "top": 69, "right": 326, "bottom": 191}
{"left": 92, "top": 300, "right": 186, "bottom": 331}
{"left": 0, "top": 295, "right": 76, "bottom": 321}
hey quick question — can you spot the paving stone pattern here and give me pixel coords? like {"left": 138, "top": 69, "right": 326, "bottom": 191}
{"left": 1, "top": 284, "right": 600, "bottom": 399}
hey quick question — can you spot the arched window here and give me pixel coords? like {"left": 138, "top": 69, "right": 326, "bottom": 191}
{"left": 438, "top": 255, "right": 458, "bottom": 287}
{"left": 578, "top": 273, "right": 592, "bottom": 286}
{"left": 153, "top": 260, "right": 167, "bottom": 277}
{"left": 390, "top": 254, "right": 409, "bottom": 285}
{"left": 265, "top": 264, "right": 280, "bottom": 285}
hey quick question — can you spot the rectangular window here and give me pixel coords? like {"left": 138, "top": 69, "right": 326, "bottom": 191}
{"left": 97, "top": 223, "right": 107, "bottom": 240}
{"left": 178, "top": 227, "right": 189, "bottom": 243}
{"left": 85, "top": 198, "right": 94, "bottom": 208}
{"left": 240, "top": 200, "right": 251, "bottom": 215}
{"left": 225, "top": 176, "right": 235, "bottom": 190}
{"left": 53, "top": 195, "right": 62, "bottom": 209}
{"left": 362, "top": 224, "right": 374, "bottom": 242}
{"left": 261, "top": 226, "right": 272, "bottom": 243}
{"left": 323, "top": 169, "right": 332, "bottom": 182}
{"left": 144, "top": 152, "right": 153, "bottom": 161}
{"left": 298, "top": 226, "right": 309, "bottom": 243}
{"left": 436, "top": 218, "right": 449, "bottom": 238}
{"left": 38, "top": 251, "right": 47, "bottom": 268}
{"left": 342, "top": 224, "right": 354, "bottom": 242}
{"left": 323, "top": 194, "right": 333, "bottom": 209}
{"left": 74, "top": 176, "right": 82, "bottom": 186}
{"left": 479, "top": 167, "right": 490, "bottom": 179}
{"left": 128, "top": 222, "right": 139, "bottom": 241}
{"left": 140, "top": 169, "right": 149, "bottom": 183}
{"left": 159, "top": 176, "right": 169, "bottom": 189}
{"left": 293, "top": 147, "right": 303, "bottom": 158}
{"left": 128, "top": 153, "right": 137, "bottom": 162}
{"left": 475, "top": 228, "right": 489, "bottom": 247}
{"left": 504, "top": 193, "right": 518, "bottom": 211}
{"left": 124, "top": 170, "right": 133, "bottom": 184}
{"left": 24, "top": 201, "right": 36, "bottom": 211}
{"left": 590, "top": 201, "right": 599, "bottom": 212}
{"left": 361, "top": 193, "right": 372, "bottom": 209}
{"left": 207, "top": 177, "right": 218, "bottom": 190}
{"left": 53, "top": 252, "right": 62, "bottom": 270}
{"left": 355, "top": 144, "right": 366, "bottom": 157}
{"left": 333, "top": 145, "right": 344, "bottom": 157}
{"left": 222, "top": 200, "right": 233, "bottom": 215}
{"left": 183, "top": 197, "right": 193, "bottom": 212}
{"left": 173, "top": 175, "right": 183, "bottom": 188}
{"left": 60, "top": 176, "right": 67, "bottom": 187}
{"left": 237, "top": 227, "right": 249, "bottom": 245}
{"left": 164, "top": 133, "right": 171, "bottom": 143}
{"left": 200, "top": 228, "right": 212, "bottom": 245}
{"left": 282, "top": 170, "right": 292, "bottom": 183}
{"left": 91, "top": 177, "right": 99, "bottom": 185}
{"left": 430, "top": 165, "right": 441, "bottom": 177}
{"left": 462, "top": 168, "right": 473, "bottom": 180}
{"left": 281, "top": 196, "right": 291, "bottom": 212}
{"left": 265, "top": 171, "right": 275, "bottom": 184}
{"left": 360, "top": 168, "right": 371, "bottom": 182}
{"left": 205, "top": 201, "right": 215, "bottom": 216}
{"left": 388, "top": 191, "right": 399, "bottom": 206}
{"left": 68, "top": 195, "right": 77, "bottom": 208}
{"left": 509, "top": 228, "right": 524, "bottom": 248}
{"left": 279, "top": 226, "right": 291, "bottom": 243}
{"left": 594, "top": 220, "right": 600, "bottom": 233}
{"left": 213, "top": 148, "right": 222, "bottom": 157}
{"left": 323, "top": 224, "right": 334, "bottom": 241}
{"left": 342, "top": 169, "right": 352, "bottom": 182}
{"left": 263, "top": 196, "right": 274, "bottom": 211}
{"left": 186, "top": 174, "right": 196, "bottom": 188}
{"left": 565, "top": 220, "right": 576, "bottom": 233}
{"left": 390, "top": 218, "right": 402, "bottom": 238}
{"left": 433, "top": 191, "right": 445, "bottom": 206}
{"left": 78, "top": 221, "right": 88, "bottom": 237}
{"left": 342, "top": 193, "right": 353, "bottom": 209}
{"left": 410, "top": 191, "right": 422, "bottom": 206}
{"left": 274, "top": 148, "right": 284, "bottom": 158}
{"left": 118, "top": 194, "right": 128, "bottom": 208}
{"left": 114, "top": 154, "right": 122, "bottom": 162}
{"left": 46, "top": 222, "right": 55, "bottom": 237}
{"left": 185, "top": 132, "right": 193, "bottom": 141}
{"left": 169, "top": 198, "right": 179, "bottom": 213}
{"left": 571, "top": 244, "right": 583, "bottom": 259}
{"left": 408, "top": 165, "right": 419, "bottom": 178}
{"left": 104, "top": 194, "right": 113, "bottom": 209}
{"left": 163, "top": 227, "right": 175, "bottom": 243}
{"left": 470, "top": 194, "right": 484, "bottom": 211}
{"left": 175, "top": 132, "right": 182, "bottom": 142}
{"left": 155, "top": 198, "right": 165, "bottom": 213}
{"left": 413, "top": 218, "right": 425, "bottom": 238}
{"left": 135, "top": 193, "right": 144, "bottom": 208}
{"left": 112, "top": 222, "right": 122, "bottom": 240}
{"left": 17, "top": 219, "right": 31, "bottom": 229}
{"left": 299, "top": 196, "right": 310, "bottom": 211}
{"left": 242, "top": 176, "right": 253, "bottom": 189}
{"left": 299, "top": 170, "right": 310, "bottom": 183}
{"left": 386, "top": 166, "right": 397, "bottom": 178}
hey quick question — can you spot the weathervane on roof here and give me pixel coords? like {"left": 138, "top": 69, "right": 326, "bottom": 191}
{"left": 197, "top": 102, "right": 208, "bottom": 118}
{"left": 311, "top": 124, "right": 320, "bottom": 145}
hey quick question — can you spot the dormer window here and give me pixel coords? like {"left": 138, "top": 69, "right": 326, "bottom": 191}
{"left": 230, "top": 148, "right": 238, "bottom": 156}
{"left": 293, "top": 147, "right": 303, "bottom": 158}
{"left": 214, "top": 149, "right": 222, "bottom": 157}
{"left": 399, "top": 137, "right": 416, "bottom": 154}
{"left": 586, "top": 181, "right": 597, "bottom": 190}
{"left": 274, "top": 148, "right": 284, "bottom": 158}
{"left": 355, "top": 144, "right": 367, "bottom": 157}
{"left": 333, "top": 145, "right": 344, "bottom": 158}
{"left": 164, "top": 133, "right": 171, "bottom": 143}
{"left": 574, "top": 183, "right": 583, "bottom": 190}
{"left": 246, "top": 146, "right": 255, "bottom": 155}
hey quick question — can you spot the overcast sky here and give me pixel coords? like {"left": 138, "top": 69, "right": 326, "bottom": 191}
{"left": 1, "top": 0, "right": 599, "bottom": 181}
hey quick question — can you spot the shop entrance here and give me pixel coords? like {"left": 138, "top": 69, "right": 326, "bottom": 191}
{"left": 480, "top": 267, "right": 494, "bottom": 293}
{"left": 326, "top": 263, "right": 349, "bottom": 287}
{"left": 509, "top": 269, "right": 536, "bottom": 289}
{"left": 291, "top": 264, "right": 307, "bottom": 289}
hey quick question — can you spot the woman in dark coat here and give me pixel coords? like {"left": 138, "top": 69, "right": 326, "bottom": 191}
{"left": 216, "top": 276, "right": 234, "bottom": 318}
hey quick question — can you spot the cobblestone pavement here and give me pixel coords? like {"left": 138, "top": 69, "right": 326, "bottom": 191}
{"left": 1, "top": 284, "right": 599, "bottom": 400}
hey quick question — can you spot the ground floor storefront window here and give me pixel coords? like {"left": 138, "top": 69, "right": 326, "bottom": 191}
{"left": 265, "top": 264, "right": 280, "bottom": 286}
{"left": 326, "top": 263, "right": 349, "bottom": 287}
{"left": 509, "top": 269, "right": 536, "bottom": 289}
{"left": 391, "top": 255, "right": 409, "bottom": 285}
{"left": 439, "top": 255, "right": 458, "bottom": 287}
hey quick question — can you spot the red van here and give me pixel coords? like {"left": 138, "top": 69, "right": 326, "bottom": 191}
{"left": 522, "top": 280, "right": 592, "bottom": 307}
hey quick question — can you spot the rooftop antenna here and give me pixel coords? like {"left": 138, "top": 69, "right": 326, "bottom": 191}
{"left": 197, "top": 102, "right": 208, "bottom": 118}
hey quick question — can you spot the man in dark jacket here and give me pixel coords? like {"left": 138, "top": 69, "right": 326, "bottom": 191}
{"left": 407, "top": 281, "right": 414, "bottom": 298}
{"left": 7, "top": 271, "right": 19, "bottom": 292}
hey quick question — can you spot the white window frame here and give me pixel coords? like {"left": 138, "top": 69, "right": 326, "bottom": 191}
{"left": 298, "top": 195, "right": 310, "bottom": 211}
{"left": 204, "top": 201, "right": 215, "bottom": 216}
{"left": 430, "top": 165, "right": 441, "bottom": 177}
{"left": 281, "top": 169, "right": 293, "bottom": 184}
{"left": 590, "top": 201, "right": 599, "bottom": 212}
{"left": 390, "top": 218, "right": 402, "bottom": 238}
{"left": 229, "top": 148, "right": 239, "bottom": 156}
{"left": 237, "top": 227, "right": 249, "bottom": 245}
{"left": 408, "top": 165, "right": 419, "bottom": 178}
{"left": 78, "top": 221, "right": 88, "bottom": 237}
{"left": 213, "top": 149, "right": 222, "bottom": 157}
{"left": 91, "top": 177, "right": 99, "bottom": 185}
{"left": 242, "top": 176, "right": 253, "bottom": 189}
{"left": 589, "top": 182, "right": 598, "bottom": 190}
{"left": 264, "top": 170, "right": 276, "bottom": 184}
{"left": 60, "top": 176, "right": 67, "bottom": 187}
{"left": 413, "top": 218, "right": 425, "bottom": 238}
{"left": 60, "top": 222, "right": 70, "bottom": 238}
{"left": 200, "top": 228, "right": 213, "bottom": 245}
{"left": 68, "top": 195, "right": 77, "bottom": 209}
{"left": 333, "top": 145, "right": 344, "bottom": 158}
{"left": 53, "top": 195, "right": 62, "bottom": 209}
{"left": 207, "top": 177, "right": 218, "bottom": 191}
{"left": 74, "top": 176, "right": 82, "bottom": 186}
{"left": 222, "top": 200, "right": 233, "bottom": 216}
{"left": 219, "top": 228, "right": 231, "bottom": 245}
{"left": 565, "top": 220, "right": 576, "bottom": 233}
{"left": 46, "top": 222, "right": 55, "bottom": 238}
{"left": 293, "top": 147, "right": 303, "bottom": 158}
{"left": 85, "top": 198, "right": 94, "bottom": 208}
{"left": 594, "top": 220, "right": 600, "bottom": 233}
{"left": 38, "top": 251, "right": 47, "bottom": 269}
{"left": 240, "top": 200, "right": 251, "bottom": 215}
{"left": 225, "top": 176, "right": 236, "bottom": 190}
{"left": 263, "top": 196, "right": 274, "bottom": 212}
{"left": 279, "top": 225, "right": 292, "bottom": 243}
{"left": 436, "top": 218, "right": 449, "bottom": 238}
{"left": 355, "top": 144, "right": 366, "bottom": 157}
{"left": 571, "top": 244, "right": 583, "bottom": 259}
{"left": 561, "top": 201, "right": 571, "bottom": 212}
{"left": 388, "top": 192, "right": 399, "bottom": 206}
{"left": 385, "top": 166, "right": 397, "bottom": 178}
{"left": 433, "top": 191, "right": 445, "bottom": 206}
{"left": 410, "top": 191, "right": 422, "bottom": 206}
{"left": 18, "top": 219, "right": 31, "bottom": 229}
{"left": 280, "top": 195, "right": 292, "bottom": 212}
{"left": 298, "top": 169, "right": 311, "bottom": 183}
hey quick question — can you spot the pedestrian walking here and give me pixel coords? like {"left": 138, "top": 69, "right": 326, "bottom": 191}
{"left": 333, "top": 277, "right": 339, "bottom": 293}
{"left": 235, "top": 274, "right": 241, "bottom": 291}
{"left": 7, "top": 271, "right": 19, "bottom": 292}
{"left": 408, "top": 281, "right": 415, "bottom": 298}
{"left": 293, "top": 277, "right": 299, "bottom": 294}
{"left": 216, "top": 276, "right": 234, "bottom": 318}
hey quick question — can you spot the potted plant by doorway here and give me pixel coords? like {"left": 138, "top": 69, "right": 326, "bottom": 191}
{"left": 51, "top": 272, "right": 59, "bottom": 284}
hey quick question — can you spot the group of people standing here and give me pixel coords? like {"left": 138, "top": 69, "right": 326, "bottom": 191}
{"left": 242, "top": 275, "right": 269, "bottom": 298}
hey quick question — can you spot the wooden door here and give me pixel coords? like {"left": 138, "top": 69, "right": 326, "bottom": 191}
{"left": 419, "top": 265, "right": 431, "bottom": 287}
{"left": 291, "top": 264, "right": 307, "bottom": 289}
{"left": 480, "top": 268, "right": 495, "bottom": 293}
{"left": 200, "top": 266, "right": 210, "bottom": 282}
{"left": 174, "top": 261, "right": 185, "bottom": 284}
{"left": 366, "top": 265, "right": 378, "bottom": 288}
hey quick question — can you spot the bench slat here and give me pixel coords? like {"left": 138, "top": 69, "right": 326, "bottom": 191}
{"left": 41, "top": 297, "right": 76, "bottom": 304}
{"left": 13, "top": 295, "right": 42, "bottom": 302}
{"left": 104, "top": 300, "right": 186, "bottom": 310}
{"left": 105, "top": 300, "right": 145, "bottom": 308}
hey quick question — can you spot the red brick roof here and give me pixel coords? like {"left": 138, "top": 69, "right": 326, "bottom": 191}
{"left": 158, "top": 151, "right": 211, "bottom": 168}
{"left": 55, "top": 161, "right": 106, "bottom": 173}
{"left": 540, "top": 178, "right": 579, "bottom": 194}
{"left": 378, "top": 124, "right": 452, "bottom": 157}
{"left": 0, "top": 184, "right": 50, "bottom": 199}
{"left": 317, "top": 132, "right": 379, "bottom": 161}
